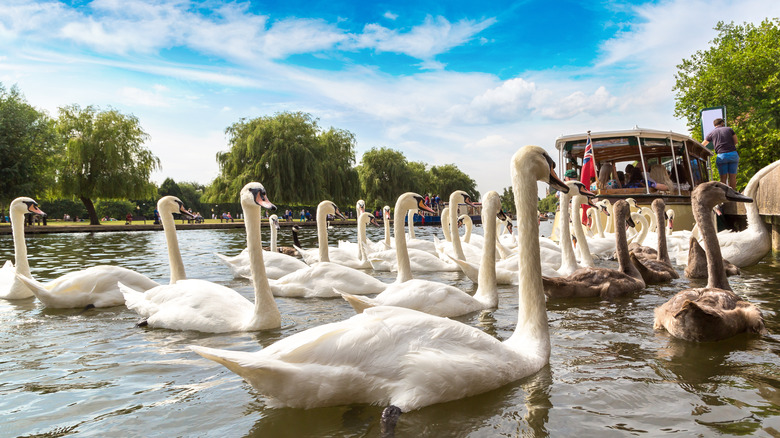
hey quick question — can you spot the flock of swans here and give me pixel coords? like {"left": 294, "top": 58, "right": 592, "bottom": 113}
{"left": 0, "top": 145, "right": 773, "bottom": 432}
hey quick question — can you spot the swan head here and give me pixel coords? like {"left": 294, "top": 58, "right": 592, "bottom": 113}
{"left": 666, "top": 209, "right": 675, "bottom": 229}
{"left": 240, "top": 182, "right": 276, "bottom": 212}
{"left": 482, "top": 191, "right": 504, "bottom": 220}
{"left": 448, "top": 190, "right": 476, "bottom": 215}
{"left": 11, "top": 197, "right": 45, "bottom": 217}
{"left": 693, "top": 181, "right": 753, "bottom": 209}
{"left": 597, "top": 199, "right": 611, "bottom": 216}
{"left": 511, "top": 145, "right": 568, "bottom": 193}
{"left": 269, "top": 214, "right": 280, "bottom": 229}
{"left": 613, "top": 200, "right": 635, "bottom": 228}
{"left": 317, "top": 200, "right": 346, "bottom": 220}
{"left": 157, "top": 196, "right": 194, "bottom": 219}
{"left": 359, "top": 212, "right": 379, "bottom": 227}
{"left": 395, "top": 193, "right": 435, "bottom": 215}
{"left": 356, "top": 200, "right": 366, "bottom": 215}
{"left": 625, "top": 198, "right": 638, "bottom": 209}
{"left": 383, "top": 205, "right": 391, "bottom": 220}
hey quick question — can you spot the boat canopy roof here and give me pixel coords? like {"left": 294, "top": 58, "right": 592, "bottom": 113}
{"left": 555, "top": 127, "right": 712, "bottom": 163}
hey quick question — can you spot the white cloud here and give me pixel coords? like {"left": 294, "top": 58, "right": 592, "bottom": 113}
{"left": 384, "top": 11, "right": 398, "bottom": 21}
{"left": 465, "top": 134, "right": 512, "bottom": 150}
{"left": 117, "top": 86, "right": 170, "bottom": 107}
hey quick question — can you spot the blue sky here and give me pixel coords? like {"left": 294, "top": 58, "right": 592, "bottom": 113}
{"left": 1, "top": 0, "right": 778, "bottom": 198}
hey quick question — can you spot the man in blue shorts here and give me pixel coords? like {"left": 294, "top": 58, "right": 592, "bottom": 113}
{"left": 701, "top": 118, "right": 739, "bottom": 189}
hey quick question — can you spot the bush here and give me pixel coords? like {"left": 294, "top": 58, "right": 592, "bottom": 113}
{"left": 39, "top": 199, "right": 87, "bottom": 220}
{"left": 95, "top": 200, "right": 136, "bottom": 221}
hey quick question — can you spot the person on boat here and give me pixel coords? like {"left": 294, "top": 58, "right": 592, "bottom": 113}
{"left": 598, "top": 163, "right": 621, "bottom": 190}
{"left": 671, "top": 164, "right": 691, "bottom": 191}
{"left": 625, "top": 167, "right": 669, "bottom": 191}
{"left": 701, "top": 118, "right": 739, "bottom": 190}
{"left": 649, "top": 165, "right": 675, "bottom": 193}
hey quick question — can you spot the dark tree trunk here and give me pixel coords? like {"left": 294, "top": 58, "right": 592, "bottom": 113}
{"left": 80, "top": 196, "right": 100, "bottom": 225}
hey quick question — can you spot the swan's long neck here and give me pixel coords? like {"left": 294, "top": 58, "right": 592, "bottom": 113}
{"left": 571, "top": 196, "right": 594, "bottom": 267}
{"left": 593, "top": 207, "right": 605, "bottom": 238}
{"left": 270, "top": 221, "right": 278, "bottom": 253}
{"left": 11, "top": 208, "right": 31, "bottom": 277}
{"left": 441, "top": 207, "right": 451, "bottom": 241}
{"left": 743, "top": 160, "right": 780, "bottom": 234}
{"left": 449, "top": 199, "right": 466, "bottom": 260}
{"left": 643, "top": 207, "right": 656, "bottom": 232}
{"left": 632, "top": 213, "right": 649, "bottom": 245}
{"left": 316, "top": 205, "right": 329, "bottom": 263}
{"left": 616, "top": 209, "right": 642, "bottom": 280}
{"left": 462, "top": 216, "right": 472, "bottom": 243}
{"left": 357, "top": 217, "right": 367, "bottom": 262}
{"left": 383, "top": 213, "right": 391, "bottom": 247}
{"left": 695, "top": 197, "right": 730, "bottom": 290}
{"left": 407, "top": 210, "right": 416, "bottom": 239}
{"left": 506, "top": 171, "right": 549, "bottom": 359}
{"left": 655, "top": 205, "right": 671, "bottom": 265}
{"left": 161, "top": 207, "right": 186, "bottom": 283}
{"left": 245, "top": 205, "right": 281, "bottom": 328}
{"left": 603, "top": 201, "right": 614, "bottom": 234}
{"left": 394, "top": 203, "right": 413, "bottom": 283}
{"left": 473, "top": 210, "right": 498, "bottom": 307}
{"left": 557, "top": 191, "right": 577, "bottom": 272}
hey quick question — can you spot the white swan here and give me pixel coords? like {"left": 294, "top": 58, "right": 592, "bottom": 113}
{"left": 294, "top": 200, "right": 346, "bottom": 265}
{"left": 15, "top": 204, "right": 161, "bottom": 308}
{"left": 569, "top": 186, "right": 596, "bottom": 268}
{"left": 434, "top": 190, "right": 482, "bottom": 262}
{"left": 0, "top": 197, "right": 45, "bottom": 299}
{"left": 189, "top": 145, "right": 564, "bottom": 430}
{"left": 119, "top": 185, "right": 281, "bottom": 332}
{"left": 714, "top": 159, "right": 780, "bottom": 267}
{"left": 341, "top": 191, "right": 500, "bottom": 317}
{"left": 216, "top": 216, "right": 308, "bottom": 280}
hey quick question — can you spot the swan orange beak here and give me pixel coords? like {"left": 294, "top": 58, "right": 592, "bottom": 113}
{"left": 416, "top": 197, "right": 435, "bottom": 214}
{"left": 26, "top": 202, "right": 45, "bottom": 216}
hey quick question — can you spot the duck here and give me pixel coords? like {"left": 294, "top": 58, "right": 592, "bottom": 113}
{"left": 188, "top": 144, "right": 565, "bottom": 432}
{"left": 0, "top": 197, "right": 46, "bottom": 299}
{"left": 341, "top": 191, "right": 502, "bottom": 317}
{"left": 14, "top": 204, "right": 161, "bottom": 308}
{"left": 542, "top": 199, "right": 646, "bottom": 299}
{"left": 629, "top": 199, "right": 679, "bottom": 284}
{"left": 653, "top": 182, "right": 766, "bottom": 342}
{"left": 714, "top": 159, "right": 780, "bottom": 267}
{"left": 118, "top": 184, "right": 281, "bottom": 332}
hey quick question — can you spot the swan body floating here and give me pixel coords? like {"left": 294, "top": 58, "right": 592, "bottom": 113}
{"left": 217, "top": 217, "right": 308, "bottom": 280}
{"left": 1, "top": 197, "right": 45, "bottom": 300}
{"left": 714, "top": 159, "right": 780, "bottom": 267}
{"left": 342, "top": 191, "right": 502, "bottom": 317}
{"left": 294, "top": 201, "right": 351, "bottom": 265}
{"left": 654, "top": 182, "right": 766, "bottom": 342}
{"left": 269, "top": 201, "right": 388, "bottom": 298}
{"left": 543, "top": 200, "right": 645, "bottom": 299}
{"left": 189, "top": 145, "right": 566, "bottom": 430}
{"left": 629, "top": 199, "right": 679, "bottom": 284}
{"left": 120, "top": 186, "right": 281, "bottom": 332}
{"left": 684, "top": 237, "right": 740, "bottom": 278}
{"left": 15, "top": 202, "right": 160, "bottom": 308}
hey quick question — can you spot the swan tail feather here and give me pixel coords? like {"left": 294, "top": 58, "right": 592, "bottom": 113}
{"left": 14, "top": 273, "right": 50, "bottom": 299}
{"left": 337, "top": 290, "right": 374, "bottom": 313}
{"left": 118, "top": 282, "right": 158, "bottom": 316}
{"left": 447, "top": 256, "right": 479, "bottom": 283}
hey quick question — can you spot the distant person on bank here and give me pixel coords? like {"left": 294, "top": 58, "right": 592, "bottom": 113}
{"left": 701, "top": 118, "right": 739, "bottom": 189}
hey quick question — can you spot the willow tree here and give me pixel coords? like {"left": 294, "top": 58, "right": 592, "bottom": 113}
{"left": 0, "top": 84, "right": 59, "bottom": 212}
{"left": 205, "top": 112, "right": 357, "bottom": 205}
{"left": 430, "top": 164, "right": 479, "bottom": 202}
{"left": 356, "top": 147, "right": 418, "bottom": 210}
{"left": 673, "top": 19, "right": 780, "bottom": 189}
{"left": 56, "top": 105, "right": 160, "bottom": 225}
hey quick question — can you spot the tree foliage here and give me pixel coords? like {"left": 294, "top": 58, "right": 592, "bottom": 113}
{"left": 500, "top": 186, "right": 515, "bottom": 215}
{"left": 537, "top": 193, "right": 558, "bottom": 214}
{"left": 159, "top": 178, "right": 205, "bottom": 213}
{"left": 430, "top": 164, "right": 479, "bottom": 202}
{"left": 0, "top": 84, "right": 59, "bottom": 211}
{"left": 205, "top": 112, "right": 358, "bottom": 206}
{"left": 56, "top": 105, "right": 160, "bottom": 225}
{"left": 673, "top": 19, "right": 780, "bottom": 189}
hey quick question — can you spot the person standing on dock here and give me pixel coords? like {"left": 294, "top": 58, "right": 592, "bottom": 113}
{"left": 701, "top": 118, "right": 739, "bottom": 190}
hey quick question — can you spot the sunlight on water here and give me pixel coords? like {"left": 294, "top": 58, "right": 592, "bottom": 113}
{"left": 0, "top": 223, "right": 778, "bottom": 437}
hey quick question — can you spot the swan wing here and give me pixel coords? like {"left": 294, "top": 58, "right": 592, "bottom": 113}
{"left": 367, "top": 279, "right": 483, "bottom": 317}
{"left": 269, "top": 262, "right": 387, "bottom": 298}
{"left": 1, "top": 260, "right": 35, "bottom": 299}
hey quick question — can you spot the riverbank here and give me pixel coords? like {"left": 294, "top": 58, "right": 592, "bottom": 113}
{"left": 0, "top": 219, "right": 356, "bottom": 235}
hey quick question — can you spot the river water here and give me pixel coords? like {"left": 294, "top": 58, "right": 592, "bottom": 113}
{"left": 1, "top": 222, "right": 778, "bottom": 437}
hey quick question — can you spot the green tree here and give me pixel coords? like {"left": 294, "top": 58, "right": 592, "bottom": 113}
{"left": 500, "top": 186, "right": 514, "bottom": 215}
{"left": 319, "top": 127, "right": 360, "bottom": 205}
{"left": 206, "top": 112, "right": 358, "bottom": 205}
{"left": 356, "top": 147, "right": 416, "bottom": 210}
{"left": 56, "top": 105, "right": 160, "bottom": 225}
{"left": 407, "top": 161, "right": 432, "bottom": 196}
{"left": 0, "top": 84, "right": 59, "bottom": 213}
{"left": 538, "top": 193, "right": 558, "bottom": 214}
{"left": 178, "top": 181, "right": 205, "bottom": 214}
{"left": 673, "top": 19, "right": 780, "bottom": 189}
{"left": 430, "top": 164, "right": 480, "bottom": 203}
